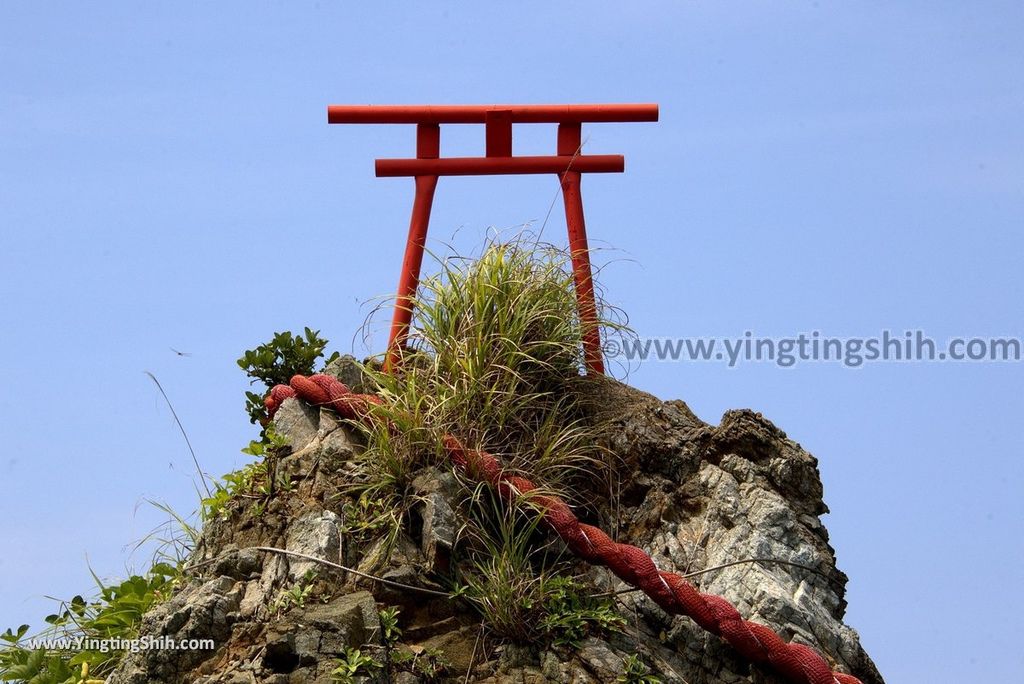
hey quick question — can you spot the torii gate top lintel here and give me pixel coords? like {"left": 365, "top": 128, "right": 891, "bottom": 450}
{"left": 327, "top": 103, "right": 659, "bottom": 124}
{"left": 327, "top": 103, "right": 659, "bottom": 373}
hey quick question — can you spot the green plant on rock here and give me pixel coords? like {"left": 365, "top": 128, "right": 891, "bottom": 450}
{"left": 618, "top": 653, "right": 662, "bottom": 684}
{"left": 362, "top": 235, "right": 625, "bottom": 475}
{"left": 378, "top": 607, "right": 402, "bottom": 645}
{"left": 538, "top": 575, "right": 625, "bottom": 648}
{"left": 458, "top": 490, "right": 555, "bottom": 643}
{"left": 338, "top": 490, "right": 403, "bottom": 552}
{"left": 391, "top": 647, "right": 450, "bottom": 683}
{"left": 201, "top": 429, "right": 292, "bottom": 522}
{"left": 330, "top": 646, "right": 382, "bottom": 684}
{"left": 0, "top": 562, "right": 180, "bottom": 683}
{"left": 200, "top": 461, "right": 266, "bottom": 522}
{"left": 238, "top": 327, "right": 340, "bottom": 428}
{"left": 461, "top": 536, "right": 624, "bottom": 648}
{"left": 0, "top": 644, "right": 78, "bottom": 684}
{"left": 375, "top": 606, "right": 402, "bottom": 677}
{"left": 370, "top": 606, "right": 450, "bottom": 682}
{"left": 457, "top": 484, "right": 624, "bottom": 648}
{"left": 379, "top": 237, "right": 610, "bottom": 451}
{"left": 272, "top": 570, "right": 319, "bottom": 616}
{"left": 240, "top": 425, "right": 289, "bottom": 458}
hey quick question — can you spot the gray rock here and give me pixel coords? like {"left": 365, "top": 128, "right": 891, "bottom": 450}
{"left": 284, "top": 510, "right": 343, "bottom": 581}
{"left": 211, "top": 547, "right": 263, "bottom": 580}
{"left": 115, "top": 375, "right": 882, "bottom": 684}
{"left": 577, "top": 638, "right": 627, "bottom": 680}
{"left": 272, "top": 397, "right": 320, "bottom": 450}
{"left": 586, "top": 380, "right": 883, "bottom": 684}
{"left": 323, "top": 354, "right": 372, "bottom": 394}
{"left": 109, "top": 576, "right": 242, "bottom": 684}
{"left": 239, "top": 552, "right": 287, "bottom": 620}
{"left": 261, "top": 592, "right": 381, "bottom": 681}
{"left": 318, "top": 410, "right": 362, "bottom": 457}
{"left": 412, "top": 468, "right": 459, "bottom": 572}
{"left": 307, "top": 590, "right": 382, "bottom": 654}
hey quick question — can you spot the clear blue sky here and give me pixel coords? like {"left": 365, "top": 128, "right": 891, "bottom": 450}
{"left": 2, "top": 3, "right": 1021, "bottom": 681}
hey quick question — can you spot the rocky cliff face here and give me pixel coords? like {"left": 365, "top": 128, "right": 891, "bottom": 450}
{"left": 109, "top": 371, "right": 882, "bottom": 684}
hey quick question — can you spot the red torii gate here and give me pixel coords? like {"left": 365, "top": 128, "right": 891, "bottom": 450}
{"left": 326, "top": 103, "right": 659, "bottom": 374}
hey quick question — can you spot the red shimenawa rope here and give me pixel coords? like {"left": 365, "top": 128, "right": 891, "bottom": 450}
{"left": 265, "top": 373, "right": 862, "bottom": 684}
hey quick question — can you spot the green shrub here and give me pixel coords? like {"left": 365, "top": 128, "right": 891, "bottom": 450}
{"left": 391, "top": 647, "right": 449, "bottom": 682}
{"left": 237, "top": 327, "right": 339, "bottom": 427}
{"left": 329, "top": 646, "right": 381, "bottom": 683}
{"left": 200, "top": 430, "right": 292, "bottom": 523}
{"left": 618, "top": 653, "right": 662, "bottom": 684}
{"left": 0, "top": 562, "right": 180, "bottom": 683}
{"left": 539, "top": 575, "right": 625, "bottom": 648}
{"left": 272, "top": 570, "right": 319, "bottom": 616}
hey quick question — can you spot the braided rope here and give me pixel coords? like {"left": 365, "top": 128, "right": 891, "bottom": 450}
{"left": 265, "top": 373, "right": 862, "bottom": 684}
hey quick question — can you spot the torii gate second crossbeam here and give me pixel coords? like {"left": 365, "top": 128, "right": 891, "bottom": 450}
{"left": 327, "top": 103, "right": 659, "bottom": 374}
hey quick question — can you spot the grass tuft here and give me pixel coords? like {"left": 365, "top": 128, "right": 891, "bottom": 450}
{"left": 348, "top": 232, "right": 630, "bottom": 643}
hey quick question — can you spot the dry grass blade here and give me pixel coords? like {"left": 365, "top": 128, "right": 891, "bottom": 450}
{"left": 144, "top": 371, "right": 212, "bottom": 499}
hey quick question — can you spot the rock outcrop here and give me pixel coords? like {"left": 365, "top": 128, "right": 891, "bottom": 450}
{"left": 110, "top": 368, "right": 882, "bottom": 684}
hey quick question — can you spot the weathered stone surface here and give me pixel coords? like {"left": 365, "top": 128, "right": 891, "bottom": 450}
{"left": 582, "top": 379, "right": 883, "bottom": 684}
{"left": 318, "top": 410, "right": 362, "bottom": 458}
{"left": 211, "top": 547, "right": 263, "bottom": 581}
{"left": 576, "top": 638, "right": 628, "bottom": 680}
{"left": 109, "top": 576, "right": 242, "bottom": 684}
{"left": 323, "top": 354, "right": 372, "bottom": 394}
{"left": 272, "top": 397, "right": 320, "bottom": 451}
{"left": 117, "top": 376, "right": 882, "bottom": 684}
{"left": 262, "top": 591, "right": 380, "bottom": 678}
{"left": 284, "top": 510, "right": 343, "bottom": 582}
{"left": 238, "top": 552, "right": 286, "bottom": 620}
{"left": 412, "top": 467, "right": 459, "bottom": 573}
